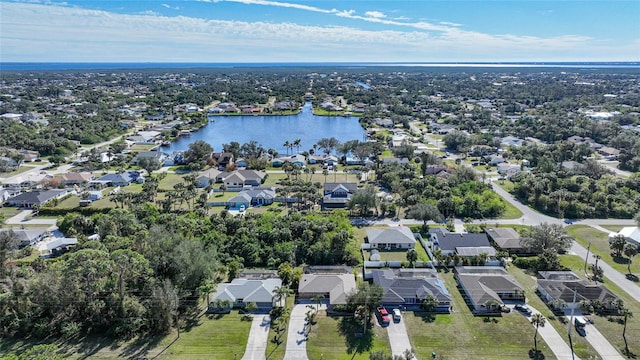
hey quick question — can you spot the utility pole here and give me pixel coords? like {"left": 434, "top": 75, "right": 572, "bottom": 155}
{"left": 567, "top": 287, "right": 577, "bottom": 360}
{"left": 584, "top": 242, "right": 591, "bottom": 274}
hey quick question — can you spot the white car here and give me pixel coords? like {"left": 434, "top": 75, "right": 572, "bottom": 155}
{"left": 393, "top": 308, "right": 401, "bottom": 322}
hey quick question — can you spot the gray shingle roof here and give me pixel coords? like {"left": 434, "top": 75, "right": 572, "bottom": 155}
{"left": 367, "top": 227, "right": 416, "bottom": 245}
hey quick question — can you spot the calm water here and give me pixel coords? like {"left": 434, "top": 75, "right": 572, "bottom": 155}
{"left": 165, "top": 102, "right": 365, "bottom": 155}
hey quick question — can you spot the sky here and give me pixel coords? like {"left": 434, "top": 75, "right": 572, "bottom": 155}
{"left": 1, "top": 0, "right": 639, "bottom": 63}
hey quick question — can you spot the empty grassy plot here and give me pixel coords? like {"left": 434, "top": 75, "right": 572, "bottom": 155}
{"left": 567, "top": 225, "right": 640, "bottom": 277}
{"left": 306, "top": 313, "right": 391, "bottom": 360}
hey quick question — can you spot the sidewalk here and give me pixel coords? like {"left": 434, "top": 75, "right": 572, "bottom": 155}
{"left": 526, "top": 306, "right": 581, "bottom": 360}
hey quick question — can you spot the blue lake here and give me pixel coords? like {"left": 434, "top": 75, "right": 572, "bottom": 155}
{"left": 165, "top": 102, "right": 365, "bottom": 155}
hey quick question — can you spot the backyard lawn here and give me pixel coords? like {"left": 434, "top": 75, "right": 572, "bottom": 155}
{"left": 306, "top": 312, "right": 390, "bottom": 360}
{"left": 567, "top": 225, "right": 640, "bottom": 277}
{"left": 404, "top": 270, "right": 555, "bottom": 360}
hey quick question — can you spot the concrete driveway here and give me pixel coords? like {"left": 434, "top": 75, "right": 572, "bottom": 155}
{"left": 386, "top": 312, "right": 415, "bottom": 359}
{"left": 518, "top": 305, "right": 581, "bottom": 360}
{"left": 570, "top": 317, "right": 625, "bottom": 360}
{"left": 283, "top": 304, "right": 311, "bottom": 360}
{"left": 241, "top": 314, "right": 271, "bottom": 360}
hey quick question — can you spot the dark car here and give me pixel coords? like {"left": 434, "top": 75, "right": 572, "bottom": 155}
{"left": 515, "top": 304, "right": 532, "bottom": 315}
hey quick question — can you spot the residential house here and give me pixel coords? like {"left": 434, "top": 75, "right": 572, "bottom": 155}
{"left": 485, "top": 227, "right": 530, "bottom": 254}
{"left": 273, "top": 154, "right": 306, "bottom": 167}
{"left": 321, "top": 182, "right": 358, "bottom": 210}
{"left": 212, "top": 152, "right": 234, "bottom": 170}
{"left": 40, "top": 237, "right": 78, "bottom": 258}
{"left": 497, "top": 163, "right": 522, "bottom": 177}
{"left": 489, "top": 155, "right": 506, "bottom": 166}
{"left": 196, "top": 168, "right": 222, "bottom": 188}
{"left": 429, "top": 228, "right": 491, "bottom": 256}
{"left": 240, "top": 187, "right": 276, "bottom": 206}
{"left": 500, "top": 136, "right": 525, "bottom": 148}
{"left": 0, "top": 188, "right": 21, "bottom": 204}
{"left": 235, "top": 158, "right": 248, "bottom": 169}
{"left": 0, "top": 228, "right": 48, "bottom": 247}
{"left": 455, "top": 246, "right": 496, "bottom": 259}
{"left": 92, "top": 171, "right": 143, "bottom": 187}
{"left": 597, "top": 146, "right": 620, "bottom": 160}
{"left": 59, "top": 172, "right": 93, "bottom": 186}
{"left": 127, "top": 131, "right": 160, "bottom": 144}
{"left": 537, "top": 271, "right": 618, "bottom": 310}
{"left": 0, "top": 157, "right": 18, "bottom": 168}
{"left": 215, "top": 170, "right": 267, "bottom": 188}
{"left": 608, "top": 227, "right": 640, "bottom": 246}
{"left": 382, "top": 157, "right": 410, "bottom": 165}
{"left": 5, "top": 189, "right": 70, "bottom": 208}
{"left": 297, "top": 273, "right": 356, "bottom": 307}
{"left": 454, "top": 266, "right": 525, "bottom": 314}
{"left": 209, "top": 278, "right": 282, "bottom": 312}
{"left": 227, "top": 192, "right": 251, "bottom": 211}
{"left": 19, "top": 150, "right": 40, "bottom": 162}
{"left": 132, "top": 151, "right": 168, "bottom": 166}
{"left": 366, "top": 227, "right": 417, "bottom": 250}
{"left": 372, "top": 269, "right": 452, "bottom": 312}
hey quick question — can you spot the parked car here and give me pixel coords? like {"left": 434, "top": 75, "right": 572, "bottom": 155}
{"left": 514, "top": 304, "right": 532, "bottom": 315}
{"left": 393, "top": 308, "right": 401, "bottom": 322}
{"left": 377, "top": 306, "right": 391, "bottom": 325}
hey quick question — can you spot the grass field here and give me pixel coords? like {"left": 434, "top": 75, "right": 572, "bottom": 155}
{"left": 306, "top": 312, "right": 391, "bottom": 360}
{"left": 567, "top": 225, "right": 640, "bottom": 277}
{"left": 404, "top": 270, "right": 555, "bottom": 360}
{"left": 499, "top": 199, "right": 524, "bottom": 219}
{"left": 0, "top": 165, "right": 37, "bottom": 178}
{"left": 0, "top": 312, "right": 252, "bottom": 360}
{"left": 559, "top": 255, "right": 640, "bottom": 358}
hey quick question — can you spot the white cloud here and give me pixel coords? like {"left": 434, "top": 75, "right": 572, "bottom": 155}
{"left": 364, "top": 11, "right": 386, "bottom": 19}
{"left": 439, "top": 21, "right": 462, "bottom": 27}
{"left": 0, "top": 2, "right": 633, "bottom": 62}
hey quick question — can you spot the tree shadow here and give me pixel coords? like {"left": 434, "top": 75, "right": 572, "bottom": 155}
{"left": 337, "top": 316, "right": 375, "bottom": 356}
{"left": 417, "top": 312, "right": 436, "bottom": 323}
{"left": 621, "top": 348, "right": 637, "bottom": 359}
{"left": 528, "top": 348, "right": 545, "bottom": 359}
{"left": 612, "top": 255, "right": 631, "bottom": 265}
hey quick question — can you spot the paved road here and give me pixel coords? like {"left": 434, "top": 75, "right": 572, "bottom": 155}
{"left": 570, "top": 242, "right": 640, "bottom": 303}
{"left": 523, "top": 305, "right": 582, "bottom": 360}
{"left": 283, "top": 304, "right": 312, "bottom": 360}
{"left": 386, "top": 314, "right": 415, "bottom": 359}
{"left": 569, "top": 317, "right": 625, "bottom": 360}
{"left": 242, "top": 314, "right": 272, "bottom": 360}
{"left": 5, "top": 210, "right": 58, "bottom": 226}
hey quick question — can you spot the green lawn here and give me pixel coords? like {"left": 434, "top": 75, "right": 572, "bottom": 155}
{"left": 559, "top": 255, "right": 640, "bottom": 357}
{"left": 159, "top": 173, "right": 190, "bottom": 191}
{"left": 567, "top": 225, "right": 640, "bottom": 277}
{"left": 306, "top": 312, "right": 391, "bottom": 360}
{"left": 0, "top": 312, "right": 251, "bottom": 360}
{"left": 499, "top": 198, "right": 523, "bottom": 219}
{"left": 0, "top": 165, "right": 37, "bottom": 178}
{"left": 507, "top": 264, "right": 599, "bottom": 359}
{"left": 494, "top": 180, "right": 515, "bottom": 193}
{"left": 600, "top": 225, "right": 627, "bottom": 232}
{"left": 404, "top": 270, "right": 555, "bottom": 360}
{"left": 362, "top": 241, "right": 430, "bottom": 263}
{"left": 0, "top": 207, "right": 21, "bottom": 219}
{"left": 266, "top": 297, "right": 294, "bottom": 360}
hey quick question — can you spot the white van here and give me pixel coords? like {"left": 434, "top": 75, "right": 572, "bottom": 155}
{"left": 574, "top": 316, "right": 588, "bottom": 329}
{"left": 393, "top": 308, "right": 401, "bottom": 322}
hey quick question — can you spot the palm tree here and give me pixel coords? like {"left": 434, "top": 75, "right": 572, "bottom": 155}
{"left": 623, "top": 243, "right": 638, "bottom": 275}
{"left": 293, "top": 139, "right": 301, "bottom": 154}
{"left": 273, "top": 285, "right": 293, "bottom": 306}
{"left": 311, "top": 294, "right": 325, "bottom": 311}
{"left": 283, "top": 140, "right": 290, "bottom": 155}
{"left": 531, "top": 313, "right": 546, "bottom": 353}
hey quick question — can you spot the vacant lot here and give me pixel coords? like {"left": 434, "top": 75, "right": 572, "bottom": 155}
{"left": 306, "top": 312, "right": 391, "bottom": 360}
{"left": 404, "top": 270, "right": 553, "bottom": 360}
{"left": 567, "top": 225, "right": 640, "bottom": 276}
{"left": 0, "top": 312, "right": 252, "bottom": 360}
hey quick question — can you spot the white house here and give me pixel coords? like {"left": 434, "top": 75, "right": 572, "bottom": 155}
{"left": 366, "top": 227, "right": 416, "bottom": 250}
{"left": 609, "top": 227, "right": 640, "bottom": 246}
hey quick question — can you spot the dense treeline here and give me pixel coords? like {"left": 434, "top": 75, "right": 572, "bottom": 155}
{"left": 512, "top": 172, "right": 640, "bottom": 218}
{"left": 0, "top": 207, "right": 359, "bottom": 339}
{"left": 375, "top": 163, "right": 506, "bottom": 219}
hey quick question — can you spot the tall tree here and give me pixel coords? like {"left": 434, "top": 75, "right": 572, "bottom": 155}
{"left": 407, "top": 202, "right": 443, "bottom": 226}
{"left": 531, "top": 313, "right": 546, "bottom": 353}
{"left": 421, "top": 294, "right": 439, "bottom": 312}
{"left": 346, "top": 282, "right": 383, "bottom": 334}
{"left": 520, "top": 223, "right": 573, "bottom": 254}
{"left": 184, "top": 140, "right": 213, "bottom": 169}
{"left": 610, "top": 235, "right": 627, "bottom": 258}
{"left": 406, "top": 249, "right": 418, "bottom": 268}
{"left": 623, "top": 243, "right": 638, "bottom": 275}
{"left": 621, "top": 308, "right": 633, "bottom": 356}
